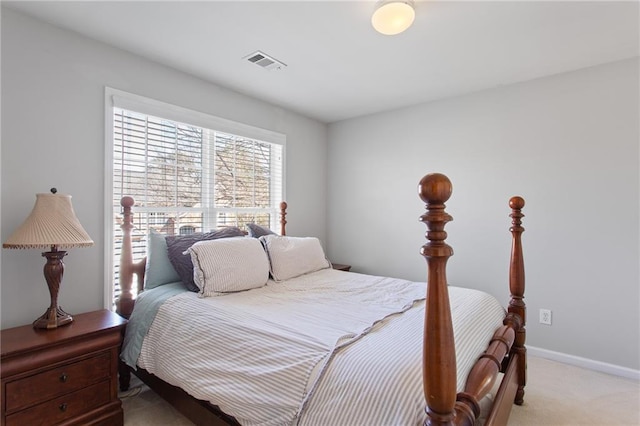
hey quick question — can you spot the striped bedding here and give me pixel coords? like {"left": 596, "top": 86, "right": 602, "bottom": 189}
{"left": 135, "top": 268, "right": 505, "bottom": 426}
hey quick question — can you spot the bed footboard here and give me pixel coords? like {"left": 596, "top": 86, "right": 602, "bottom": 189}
{"left": 418, "top": 174, "right": 526, "bottom": 426}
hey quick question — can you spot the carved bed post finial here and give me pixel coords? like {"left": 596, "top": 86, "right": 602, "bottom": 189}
{"left": 418, "top": 173, "right": 456, "bottom": 426}
{"left": 279, "top": 201, "right": 288, "bottom": 236}
{"left": 507, "top": 196, "right": 527, "bottom": 405}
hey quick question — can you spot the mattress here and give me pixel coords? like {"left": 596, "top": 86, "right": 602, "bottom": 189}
{"left": 131, "top": 268, "right": 505, "bottom": 426}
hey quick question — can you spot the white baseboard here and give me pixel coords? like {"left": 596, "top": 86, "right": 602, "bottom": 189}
{"left": 527, "top": 346, "right": 640, "bottom": 381}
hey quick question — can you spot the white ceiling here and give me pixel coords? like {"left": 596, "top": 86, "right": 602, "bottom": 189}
{"left": 4, "top": 1, "right": 639, "bottom": 123}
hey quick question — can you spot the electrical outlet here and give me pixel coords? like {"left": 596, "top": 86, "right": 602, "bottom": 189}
{"left": 539, "top": 308, "right": 552, "bottom": 325}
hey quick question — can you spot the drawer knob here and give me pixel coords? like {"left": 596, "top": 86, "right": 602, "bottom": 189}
{"left": 59, "top": 373, "right": 68, "bottom": 383}
{"left": 59, "top": 403, "right": 67, "bottom": 412}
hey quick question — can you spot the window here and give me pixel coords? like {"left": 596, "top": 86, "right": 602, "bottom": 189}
{"left": 179, "top": 225, "right": 196, "bottom": 235}
{"left": 148, "top": 212, "right": 168, "bottom": 226}
{"left": 105, "top": 89, "right": 285, "bottom": 308}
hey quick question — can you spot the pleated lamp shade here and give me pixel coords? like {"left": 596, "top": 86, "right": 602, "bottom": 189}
{"left": 3, "top": 191, "right": 93, "bottom": 249}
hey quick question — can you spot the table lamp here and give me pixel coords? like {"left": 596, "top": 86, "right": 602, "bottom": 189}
{"left": 3, "top": 189, "right": 94, "bottom": 329}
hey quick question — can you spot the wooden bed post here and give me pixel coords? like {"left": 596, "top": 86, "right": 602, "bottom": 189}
{"left": 116, "top": 196, "right": 146, "bottom": 320}
{"left": 279, "top": 201, "right": 288, "bottom": 236}
{"left": 116, "top": 196, "right": 136, "bottom": 319}
{"left": 418, "top": 173, "right": 457, "bottom": 426}
{"left": 418, "top": 176, "right": 527, "bottom": 425}
{"left": 507, "top": 196, "right": 526, "bottom": 405}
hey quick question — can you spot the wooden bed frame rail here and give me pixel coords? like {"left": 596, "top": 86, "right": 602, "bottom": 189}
{"left": 115, "top": 173, "right": 526, "bottom": 426}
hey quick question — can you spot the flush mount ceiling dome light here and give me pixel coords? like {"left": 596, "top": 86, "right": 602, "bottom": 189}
{"left": 371, "top": 0, "right": 415, "bottom": 35}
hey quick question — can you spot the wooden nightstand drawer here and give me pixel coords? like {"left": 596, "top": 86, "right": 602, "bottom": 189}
{"left": 1, "top": 310, "right": 127, "bottom": 426}
{"left": 5, "top": 351, "right": 111, "bottom": 412}
{"left": 5, "top": 380, "right": 110, "bottom": 426}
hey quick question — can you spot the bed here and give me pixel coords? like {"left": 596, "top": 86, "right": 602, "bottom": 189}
{"left": 116, "top": 172, "right": 527, "bottom": 426}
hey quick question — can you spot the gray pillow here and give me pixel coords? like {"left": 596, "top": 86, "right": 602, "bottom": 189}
{"left": 166, "top": 227, "right": 245, "bottom": 292}
{"left": 247, "top": 223, "right": 277, "bottom": 238}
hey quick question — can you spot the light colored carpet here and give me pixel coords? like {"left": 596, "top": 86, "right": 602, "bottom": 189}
{"left": 508, "top": 357, "right": 639, "bottom": 425}
{"left": 121, "top": 356, "right": 640, "bottom": 425}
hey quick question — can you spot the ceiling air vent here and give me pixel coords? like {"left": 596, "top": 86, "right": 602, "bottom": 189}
{"left": 244, "top": 51, "right": 287, "bottom": 71}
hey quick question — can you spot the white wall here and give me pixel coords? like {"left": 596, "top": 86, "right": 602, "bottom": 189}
{"left": 3, "top": 7, "right": 638, "bottom": 374}
{"left": 0, "top": 8, "right": 328, "bottom": 328}
{"left": 327, "top": 58, "right": 639, "bottom": 371}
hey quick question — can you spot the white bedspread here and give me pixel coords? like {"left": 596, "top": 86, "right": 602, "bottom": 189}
{"left": 137, "top": 268, "right": 505, "bottom": 426}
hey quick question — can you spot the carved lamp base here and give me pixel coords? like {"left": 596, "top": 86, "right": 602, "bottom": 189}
{"left": 33, "top": 306, "right": 73, "bottom": 329}
{"left": 33, "top": 249, "right": 73, "bottom": 330}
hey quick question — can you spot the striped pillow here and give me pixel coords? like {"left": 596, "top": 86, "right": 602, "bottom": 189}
{"left": 187, "top": 237, "right": 270, "bottom": 297}
{"left": 260, "top": 235, "right": 331, "bottom": 281}
{"left": 166, "top": 227, "right": 245, "bottom": 292}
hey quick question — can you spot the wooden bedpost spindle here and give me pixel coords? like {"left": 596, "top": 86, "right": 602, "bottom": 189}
{"left": 418, "top": 173, "right": 457, "bottom": 426}
{"left": 507, "top": 196, "right": 526, "bottom": 405}
{"left": 279, "top": 201, "right": 288, "bottom": 236}
{"left": 116, "top": 196, "right": 136, "bottom": 319}
{"left": 116, "top": 197, "right": 137, "bottom": 393}
{"left": 115, "top": 196, "right": 146, "bottom": 320}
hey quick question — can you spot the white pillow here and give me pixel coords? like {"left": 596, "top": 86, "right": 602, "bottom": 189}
{"left": 187, "top": 237, "right": 269, "bottom": 297}
{"left": 260, "top": 235, "right": 331, "bottom": 281}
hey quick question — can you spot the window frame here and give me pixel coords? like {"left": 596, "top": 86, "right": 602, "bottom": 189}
{"left": 103, "top": 87, "right": 286, "bottom": 309}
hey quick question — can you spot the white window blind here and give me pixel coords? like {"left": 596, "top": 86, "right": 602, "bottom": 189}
{"left": 107, "top": 91, "right": 284, "bottom": 307}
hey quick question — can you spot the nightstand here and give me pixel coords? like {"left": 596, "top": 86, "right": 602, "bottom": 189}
{"left": 1, "top": 309, "right": 127, "bottom": 426}
{"left": 332, "top": 263, "right": 351, "bottom": 272}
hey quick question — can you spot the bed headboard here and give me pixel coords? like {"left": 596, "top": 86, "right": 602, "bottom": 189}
{"left": 115, "top": 200, "right": 289, "bottom": 318}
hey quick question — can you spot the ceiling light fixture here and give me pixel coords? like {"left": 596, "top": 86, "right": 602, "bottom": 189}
{"left": 371, "top": 0, "right": 415, "bottom": 36}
